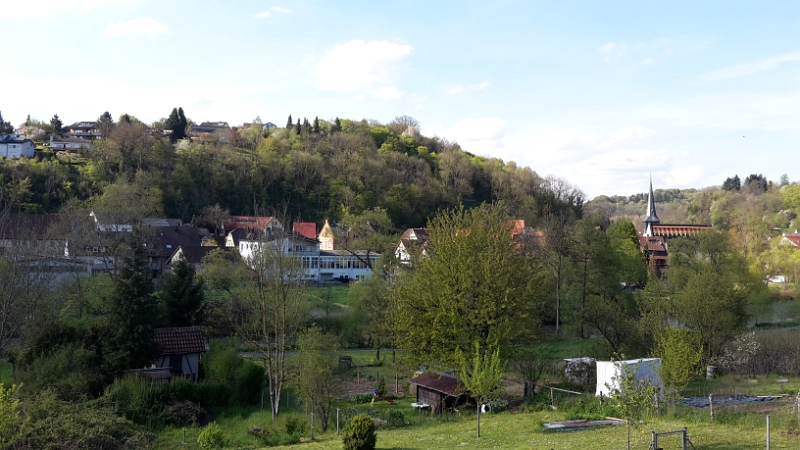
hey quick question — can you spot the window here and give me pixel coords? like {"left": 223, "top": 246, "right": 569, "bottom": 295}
{"left": 166, "top": 244, "right": 172, "bottom": 249}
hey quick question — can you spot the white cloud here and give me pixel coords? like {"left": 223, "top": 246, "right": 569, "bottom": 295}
{"left": 301, "top": 56, "right": 315, "bottom": 67}
{"left": 254, "top": 6, "right": 292, "bottom": 19}
{"left": 102, "top": 17, "right": 167, "bottom": 37}
{"left": 470, "top": 81, "right": 489, "bottom": 90}
{"left": 600, "top": 42, "right": 616, "bottom": 52}
{"left": 702, "top": 51, "right": 800, "bottom": 82}
{"left": 437, "top": 118, "right": 507, "bottom": 154}
{"left": 4, "top": 0, "right": 137, "bottom": 20}
{"left": 310, "top": 40, "right": 412, "bottom": 92}
{"left": 371, "top": 86, "right": 404, "bottom": 100}
{"left": 642, "top": 57, "right": 654, "bottom": 66}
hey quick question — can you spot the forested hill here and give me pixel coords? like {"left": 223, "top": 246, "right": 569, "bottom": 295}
{"left": 1, "top": 115, "right": 584, "bottom": 229}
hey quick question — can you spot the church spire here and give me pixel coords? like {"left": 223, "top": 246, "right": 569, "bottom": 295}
{"left": 643, "top": 175, "right": 660, "bottom": 237}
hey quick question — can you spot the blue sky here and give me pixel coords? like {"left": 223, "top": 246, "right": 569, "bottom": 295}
{"left": 2, "top": 1, "right": 799, "bottom": 197}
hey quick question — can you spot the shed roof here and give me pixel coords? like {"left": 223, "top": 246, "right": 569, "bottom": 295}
{"left": 154, "top": 326, "right": 206, "bottom": 354}
{"left": 410, "top": 374, "right": 465, "bottom": 395}
{"left": 293, "top": 222, "right": 317, "bottom": 240}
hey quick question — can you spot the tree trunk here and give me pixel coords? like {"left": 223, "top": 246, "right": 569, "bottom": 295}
{"left": 556, "top": 254, "right": 562, "bottom": 338}
{"left": 477, "top": 405, "right": 481, "bottom": 438}
{"left": 376, "top": 347, "right": 381, "bottom": 362}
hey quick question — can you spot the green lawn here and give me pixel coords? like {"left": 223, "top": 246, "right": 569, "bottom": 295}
{"left": 305, "top": 286, "right": 351, "bottom": 307}
{"left": 536, "top": 336, "right": 597, "bottom": 359}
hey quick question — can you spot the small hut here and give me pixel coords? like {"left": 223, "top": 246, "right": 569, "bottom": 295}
{"left": 153, "top": 326, "right": 207, "bottom": 380}
{"left": 409, "top": 374, "right": 469, "bottom": 414}
{"left": 595, "top": 358, "right": 663, "bottom": 397}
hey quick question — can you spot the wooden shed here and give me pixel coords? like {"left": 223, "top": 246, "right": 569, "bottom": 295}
{"left": 409, "top": 373, "right": 470, "bottom": 414}
{"left": 153, "top": 326, "right": 207, "bottom": 380}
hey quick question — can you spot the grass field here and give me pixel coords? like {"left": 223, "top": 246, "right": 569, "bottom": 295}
{"left": 305, "top": 285, "right": 351, "bottom": 307}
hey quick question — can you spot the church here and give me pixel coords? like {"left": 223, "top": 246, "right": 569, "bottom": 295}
{"left": 638, "top": 178, "right": 712, "bottom": 274}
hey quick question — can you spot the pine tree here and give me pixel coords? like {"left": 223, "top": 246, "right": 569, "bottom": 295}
{"left": 177, "top": 107, "right": 188, "bottom": 140}
{"left": 295, "top": 118, "right": 301, "bottom": 135}
{"left": 96, "top": 111, "right": 114, "bottom": 138}
{"left": 102, "top": 243, "right": 161, "bottom": 376}
{"left": 286, "top": 114, "right": 293, "bottom": 129}
{"left": 157, "top": 257, "right": 205, "bottom": 327}
{"left": 302, "top": 117, "right": 311, "bottom": 134}
{"left": 332, "top": 117, "right": 342, "bottom": 133}
{"left": 49, "top": 114, "right": 63, "bottom": 137}
{"left": 313, "top": 116, "right": 320, "bottom": 134}
{"left": 0, "top": 111, "right": 12, "bottom": 134}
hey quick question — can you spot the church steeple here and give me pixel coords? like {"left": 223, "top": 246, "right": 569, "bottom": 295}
{"left": 643, "top": 175, "right": 660, "bottom": 237}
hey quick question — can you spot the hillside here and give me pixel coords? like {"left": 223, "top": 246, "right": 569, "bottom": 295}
{"left": 0, "top": 115, "right": 583, "bottom": 230}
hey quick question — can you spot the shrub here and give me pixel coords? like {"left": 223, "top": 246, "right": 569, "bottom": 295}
{"left": 105, "top": 376, "right": 170, "bottom": 425}
{"left": 233, "top": 360, "right": 263, "bottom": 405}
{"left": 17, "top": 345, "right": 103, "bottom": 400}
{"left": 386, "top": 409, "right": 407, "bottom": 427}
{"left": 195, "top": 381, "right": 232, "bottom": 410}
{"left": 342, "top": 414, "right": 377, "bottom": 450}
{"left": 284, "top": 414, "right": 304, "bottom": 436}
{"left": 377, "top": 376, "right": 387, "bottom": 396}
{"left": 197, "top": 422, "right": 226, "bottom": 449}
{"left": 352, "top": 393, "right": 372, "bottom": 404}
{"left": 654, "top": 327, "right": 702, "bottom": 392}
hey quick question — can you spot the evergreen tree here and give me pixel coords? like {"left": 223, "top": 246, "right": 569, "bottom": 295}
{"left": 177, "top": 107, "right": 188, "bottom": 140}
{"left": 286, "top": 114, "right": 293, "bottom": 129}
{"left": 332, "top": 117, "right": 342, "bottom": 132}
{"left": 0, "top": 111, "right": 13, "bottom": 134}
{"left": 102, "top": 243, "right": 160, "bottom": 375}
{"left": 96, "top": 111, "right": 114, "bottom": 138}
{"left": 302, "top": 117, "right": 311, "bottom": 133}
{"left": 722, "top": 175, "right": 741, "bottom": 191}
{"left": 313, "top": 116, "right": 320, "bottom": 134}
{"left": 49, "top": 114, "right": 63, "bottom": 137}
{"left": 157, "top": 257, "right": 205, "bottom": 327}
{"left": 295, "top": 118, "right": 301, "bottom": 135}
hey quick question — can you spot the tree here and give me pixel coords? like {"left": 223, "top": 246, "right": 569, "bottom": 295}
{"left": 338, "top": 207, "right": 396, "bottom": 270}
{"left": 286, "top": 114, "right": 293, "bottom": 130}
{"left": 352, "top": 276, "right": 394, "bottom": 361}
{"left": 744, "top": 173, "right": 768, "bottom": 193}
{"left": 49, "top": 114, "right": 63, "bottom": 137}
{"left": 534, "top": 206, "right": 574, "bottom": 337}
{"left": 394, "top": 204, "right": 544, "bottom": 369}
{"left": 342, "top": 414, "right": 376, "bottom": 450}
{"left": 177, "top": 107, "right": 188, "bottom": 140}
{"left": 782, "top": 183, "right": 800, "bottom": 210}
{"left": 290, "top": 325, "right": 340, "bottom": 431}
{"left": 313, "top": 116, "right": 320, "bottom": 134}
{"left": 722, "top": 175, "right": 741, "bottom": 191}
{"left": 780, "top": 173, "right": 790, "bottom": 186}
{"left": 332, "top": 117, "right": 342, "bottom": 132}
{"left": 101, "top": 242, "right": 160, "bottom": 375}
{"left": 96, "top": 111, "right": 114, "bottom": 138}
{"left": 0, "top": 111, "right": 13, "bottom": 134}
{"left": 156, "top": 257, "right": 205, "bottom": 327}
{"left": 456, "top": 342, "right": 504, "bottom": 438}
{"left": 237, "top": 217, "right": 308, "bottom": 418}
{"left": 653, "top": 327, "right": 702, "bottom": 393}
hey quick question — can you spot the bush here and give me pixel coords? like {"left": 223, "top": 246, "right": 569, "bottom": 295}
{"left": 377, "top": 376, "right": 387, "bottom": 396}
{"left": 105, "top": 376, "right": 170, "bottom": 425}
{"left": 197, "top": 422, "right": 226, "bottom": 449}
{"left": 195, "top": 381, "right": 232, "bottom": 410}
{"left": 352, "top": 393, "right": 372, "bottom": 404}
{"left": 342, "top": 414, "right": 377, "bottom": 450}
{"left": 17, "top": 345, "right": 103, "bottom": 400}
{"left": 201, "top": 342, "right": 262, "bottom": 406}
{"left": 233, "top": 360, "right": 263, "bottom": 405}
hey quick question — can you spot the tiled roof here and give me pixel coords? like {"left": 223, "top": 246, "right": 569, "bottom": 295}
{"left": 226, "top": 216, "right": 275, "bottom": 231}
{"left": 154, "top": 326, "right": 206, "bottom": 354}
{"left": 651, "top": 224, "right": 712, "bottom": 238}
{"left": 293, "top": 222, "right": 317, "bottom": 240}
{"left": 782, "top": 232, "right": 800, "bottom": 247}
{"left": 410, "top": 374, "right": 465, "bottom": 395}
{"left": 638, "top": 235, "right": 667, "bottom": 253}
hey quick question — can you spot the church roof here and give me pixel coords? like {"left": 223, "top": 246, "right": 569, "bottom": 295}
{"left": 643, "top": 176, "right": 660, "bottom": 224}
{"left": 652, "top": 224, "right": 712, "bottom": 238}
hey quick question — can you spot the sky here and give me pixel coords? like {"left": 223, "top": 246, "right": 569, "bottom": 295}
{"left": 1, "top": 1, "right": 799, "bottom": 198}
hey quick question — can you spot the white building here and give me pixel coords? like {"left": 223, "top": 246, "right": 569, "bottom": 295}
{"left": 239, "top": 234, "right": 378, "bottom": 282}
{"left": 0, "top": 135, "right": 35, "bottom": 158}
{"left": 596, "top": 358, "right": 663, "bottom": 397}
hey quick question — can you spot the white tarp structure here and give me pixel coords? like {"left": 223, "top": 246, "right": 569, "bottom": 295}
{"left": 595, "top": 358, "right": 663, "bottom": 397}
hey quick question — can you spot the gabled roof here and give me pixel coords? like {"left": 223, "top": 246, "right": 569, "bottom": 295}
{"left": 638, "top": 235, "right": 667, "bottom": 253}
{"left": 154, "top": 326, "right": 206, "bottom": 354}
{"left": 170, "top": 245, "right": 237, "bottom": 265}
{"left": 400, "top": 228, "right": 430, "bottom": 241}
{"left": 293, "top": 222, "right": 317, "bottom": 240}
{"left": 225, "top": 216, "right": 276, "bottom": 231}
{"left": 150, "top": 226, "right": 203, "bottom": 256}
{"left": 782, "top": 232, "right": 800, "bottom": 247}
{"left": 651, "top": 224, "right": 712, "bottom": 238}
{"left": 0, "top": 135, "right": 33, "bottom": 144}
{"left": 409, "top": 374, "right": 465, "bottom": 395}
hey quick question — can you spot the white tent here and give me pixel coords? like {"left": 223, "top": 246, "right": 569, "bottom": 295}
{"left": 595, "top": 358, "right": 663, "bottom": 397}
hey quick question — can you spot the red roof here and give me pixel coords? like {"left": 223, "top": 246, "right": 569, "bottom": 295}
{"left": 154, "top": 326, "right": 206, "bottom": 354}
{"left": 409, "top": 374, "right": 465, "bottom": 395}
{"left": 651, "top": 224, "right": 711, "bottom": 238}
{"left": 783, "top": 232, "right": 800, "bottom": 247}
{"left": 638, "top": 235, "right": 667, "bottom": 252}
{"left": 293, "top": 222, "right": 317, "bottom": 240}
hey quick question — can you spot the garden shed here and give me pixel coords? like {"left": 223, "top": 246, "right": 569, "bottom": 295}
{"left": 153, "top": 326, "right": 207, "bottom": 380}
{"left": 595, "top": 358, "right": 663, "bottom": 397}
{"left": 409, "top": 374, "right": 469, "bottom": 414}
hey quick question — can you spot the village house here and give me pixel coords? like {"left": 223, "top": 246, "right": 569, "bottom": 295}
{"left": 48, "top": 136, "right": 94, "bottom": 151}
{"left": 0, "top": 135, "right": 35, "bottom": 159}
{"left": 62, "top": 121, "right": 102, "bottom": 141}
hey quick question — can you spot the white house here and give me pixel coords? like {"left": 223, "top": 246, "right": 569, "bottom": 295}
{"left": 395, "top": 228, "right": 430, "bottom": 262}
{"left": 48, "top": 136, "right": 94, "bottom": 151}
{"left": 0, "top": 135, "right": 35, "bottom": 158}
{"left": 239, "top": 234, "right": 378, "bottom": 282}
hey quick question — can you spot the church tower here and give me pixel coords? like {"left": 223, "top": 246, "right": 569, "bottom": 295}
{"left": 643, "top": 176, "right": 660, "bottom": 237}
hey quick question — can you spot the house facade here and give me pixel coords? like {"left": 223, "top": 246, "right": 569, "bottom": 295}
{"left": 238, "top": 234, "right": 378, "bottom": 282}
{"left": 63, "top": 121, "right": 102, "bottom": 141}
{"left": 153, "top": 326, "right": 206, "bottom": 380}
{"left": 48, "top": 136, "right": 94, "bottom": 151}
{"left": 0, "top": 135, "right": 35, "bottom": 158}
